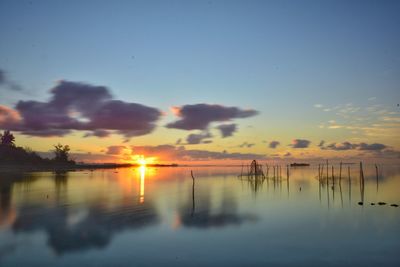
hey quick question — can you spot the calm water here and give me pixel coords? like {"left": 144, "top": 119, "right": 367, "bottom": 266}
{"left": 0, "top": 164, "right": 399, "bottom": 267}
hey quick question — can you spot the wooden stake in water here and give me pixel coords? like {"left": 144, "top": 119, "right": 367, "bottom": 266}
{"left": 190, "top": 170, "right": 196, "bottom": 217}
{"left": 318, "top": 164, "right": 321, "bottom": 180}
{"left": 326, "top": 159, "right": 329, "bottom": 180}
{"left": 359, "top": 162, "right": 365, "bottom": 204}
{"left": 339, "top": 161, "right": 342, "bottom": 182}
{"left": 348, "top": 166, "right": 351, "bottom": 204}
{"left": 287, "top": 164, "right": 289, "bottom": 180}
{"left": 375, "top": 164, "right": 379, "bottom": 192}
{"left": 321, "top": 164, "right": 324, "bottom": 182}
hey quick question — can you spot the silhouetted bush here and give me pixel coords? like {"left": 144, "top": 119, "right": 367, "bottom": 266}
{"left": 0, "top": 130, "right": 75, "bottom": 167}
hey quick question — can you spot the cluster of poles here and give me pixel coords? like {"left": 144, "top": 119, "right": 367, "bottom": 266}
{"left": 239, "top": 160, "right": 292, "bottom": 193}
{"left": 238, "top": 160, "right": 382, "bottom": 204}
{"left": 317, "top": 160, "right": 381, "bottom": 205}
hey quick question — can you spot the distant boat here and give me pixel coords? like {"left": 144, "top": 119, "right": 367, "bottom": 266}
{"left": 290, "top": 163, "right": 310, "bottom": 167}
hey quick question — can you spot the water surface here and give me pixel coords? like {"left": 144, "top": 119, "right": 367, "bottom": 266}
{"left": 0, "top": 164, "right": 399, "bottom": 266}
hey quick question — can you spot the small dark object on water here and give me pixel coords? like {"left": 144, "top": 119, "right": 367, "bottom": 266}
{"left": 390, "top": 204, "right": 398, "bottom": 207}
{"left": 378, "top": 202, "right": 386, "bottom": 205}
{"left": 46, "top": 194, "right": 49, "bottom": 198}
{"left": 358, "top": 202, "right": 363, "bottom": 205}
{"left": 299, "top": 187, "right": 302, "bottom": 191}
{"left": 290, "top": 163, "right": 310, "bottom": 167}
{"left": 371, "top": 203, "right": 375, "bottom": 205}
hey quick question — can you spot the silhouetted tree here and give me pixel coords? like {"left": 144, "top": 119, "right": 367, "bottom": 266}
{"left": 0, "top": 130, "right": 15, "bottom": 146}
{"left": 53, "top": 143, "right": 71, "bottom": 163}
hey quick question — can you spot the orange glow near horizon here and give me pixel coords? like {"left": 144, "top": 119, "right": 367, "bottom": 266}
{"left": 134, "top": 155, "right": 157, "bottom": 166}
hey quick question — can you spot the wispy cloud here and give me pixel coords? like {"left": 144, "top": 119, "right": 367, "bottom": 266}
{"left": 0, "top": 68, "right": 23, "bottom": 92}
{"left": 239, "top": 142, "right": 255, "bottom": 148}
{"left": 186, "top": 131, "right": 212, "bottom": 145}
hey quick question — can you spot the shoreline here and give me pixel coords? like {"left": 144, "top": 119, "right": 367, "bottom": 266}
{"left": 0, "top": 163, "right": 179, "bottom": 173}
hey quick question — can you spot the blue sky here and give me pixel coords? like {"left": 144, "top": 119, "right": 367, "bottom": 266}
{"left": 0, "top": 0, "right": 399, "bottom": 162}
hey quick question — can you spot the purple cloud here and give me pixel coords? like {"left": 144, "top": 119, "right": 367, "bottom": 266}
{"left": 269, "top": 141, "right": 280, "bottom": 149}
{"left": 358, "top": 142, "right": 387, "bottom": 151}
{"left": 166, "top": 104, "right": 258, "bottom": 130}
{"left": 239, "top": 142, "right": 255, "bottom": 148}
{"left": 186, "top": 131, "right": 212, "bottom": 145}
{"left": 0, "top": 81, "right": 162, "bottom": 137}
{"left": 321, "top": 141, "right": 387, "bottom": 151}
{"left": 216, "top": 123, "right": 237, "bottom": 138}
{"left": 323, "top": 142, "right": 357, "bottom": 151}
{"left": 106, "top": 146, "right": 127, "bottom": 155}
{"left": 291, "top": 139, "right": 311, "bottom": 148}
{"left": 83, "top": 129, "right": 111, "bottom": 138}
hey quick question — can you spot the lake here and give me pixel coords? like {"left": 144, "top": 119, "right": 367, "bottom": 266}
{"left": 0, "top": 164, "right": 399, "bottom": 267}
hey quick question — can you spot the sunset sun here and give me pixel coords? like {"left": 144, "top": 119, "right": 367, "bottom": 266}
{"left": 137, "top": 156, "right": 147, "bottom": 166}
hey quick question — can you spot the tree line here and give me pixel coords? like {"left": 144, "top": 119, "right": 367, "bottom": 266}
{"left": 0, "top": 130, "right": 75, "bottom": 166}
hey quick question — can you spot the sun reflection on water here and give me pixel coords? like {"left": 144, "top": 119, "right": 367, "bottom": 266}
{"left": 139, "top": 165, "right": 145, "bottom": 203}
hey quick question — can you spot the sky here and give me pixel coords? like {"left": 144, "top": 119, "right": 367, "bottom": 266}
{"left": 0, "top": 0, "right": 399, "bottom": 164}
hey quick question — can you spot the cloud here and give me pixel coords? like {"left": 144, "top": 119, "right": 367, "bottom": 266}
{"left": 106, "top": 146, "right": 127, "bottom": 155}
{"left": 269, "top": 141, "right": 280, "bottom": 149}
{"left": 129, "top": 145, "right": 266, "bottom": 161}
{"left": 323, "top": 142, "right": 357, "bottom": 151}
{"left": 0, "top": 68, "right": 23, "bottom": 91}
{"left": 83, "top": 129, "right": 111, "bottom": 138}
{"left": 239, "top": 142, "right": 255, "bottom": 148}
{"left": 314, "top": 104, "right": 323, "bottom": 108}
{"left": 358, "top": 142, "right": 387, "bottom": 151}
{"left": 291, "top": 139, "right": 311, "bottom": 148}
{"left": 0, "top": 69, "right": 5, "bottom": 84}
{"left": 321, "top": 141, "right": 387, "bottom": 151}
{"left": 0, "top": 105, "right": 21, "bottom": 127}
{"left": 186, "top": 131, "right": 212, "bottom": 145}
{"left": 166, "top": 104, "right": 258, "bottom": 130}
{"left": 0, "top": 81, "right": 162, "bottom": 137}
{"left": 216, "top": 123, "right": 237, "bottom": 138}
